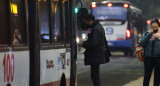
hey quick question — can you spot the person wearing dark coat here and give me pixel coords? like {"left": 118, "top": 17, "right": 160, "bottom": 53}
{"left": 82, "top": 14, "right": 106, "bottom": 86}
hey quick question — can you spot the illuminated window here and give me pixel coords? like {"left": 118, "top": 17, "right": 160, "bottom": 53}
{"left": 39, "top": 0, "right": 51, "bottom": 43}
{"left": 0, "top": 0, "right": 27, "bottom": 47}
{"left": 52, "top": 1, "right": 63, "bottom": 44}
{"left": 10, "top": 0, "right": 27, "bottom": 45}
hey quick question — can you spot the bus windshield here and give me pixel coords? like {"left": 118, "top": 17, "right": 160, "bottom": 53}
{"left": 92, "top": 6, "right": 127, "bottom": 21}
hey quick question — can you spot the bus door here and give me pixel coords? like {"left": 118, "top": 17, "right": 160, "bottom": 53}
{"left": 38, "top": 0, "right": 72, "bottom": 85}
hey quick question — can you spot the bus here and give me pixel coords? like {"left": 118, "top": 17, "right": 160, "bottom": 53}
{"left": 0, "top": 0, "right": 77, "bottom": 86}
{"left": 91, "top": 1, "right": 145, "bottom": 55}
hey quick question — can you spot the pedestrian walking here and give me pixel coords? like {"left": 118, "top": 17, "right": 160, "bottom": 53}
{"left": 139, "top": 18, "right": 160, "bottom": 86}
{"left": 80, "top": 14, "right": 108, "bottom": 86}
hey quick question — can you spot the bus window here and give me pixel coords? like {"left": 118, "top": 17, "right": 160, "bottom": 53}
{"left": 10, "top": 0, "right": 27, "bottom": 46}
{"left": 13, "top": 28, "right": 22, "bottom": 45}
{"left": 0, "top": 0, "right": 9, "bottom": 46}
{"left": 39, "top": 0, "right": 51, "bottom": 44}
{"left": 92, "top": 6, "right": 127, "bottom": 21}
{"left": 52, "top": 1, "right": 63, "bottom": 44}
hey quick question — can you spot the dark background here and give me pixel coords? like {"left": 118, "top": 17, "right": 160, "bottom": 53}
{"left": 77, "top": 0, "right": 160, "bottom": 20}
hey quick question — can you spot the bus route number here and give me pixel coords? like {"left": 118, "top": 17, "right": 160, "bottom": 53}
{"left": 3, "top": 53, "right": 14, "bottom": 83}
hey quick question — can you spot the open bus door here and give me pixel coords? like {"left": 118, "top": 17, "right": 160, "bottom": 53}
{"left": 28, "top": 0, "right": 78, "bottom": 86}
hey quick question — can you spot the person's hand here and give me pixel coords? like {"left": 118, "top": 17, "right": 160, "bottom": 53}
{"left": 149, "top": 28, "right": 154, "bottom": 34}
{"left": 17, "top": 34, "right": 21, "bottom": 39}
{"left": 13, "top": 39, "right": 19, "bottom": 45}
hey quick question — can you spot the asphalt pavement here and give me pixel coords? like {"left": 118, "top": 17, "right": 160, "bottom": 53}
{"left": 77, "top": 49, "right": 154, "bottom": 86}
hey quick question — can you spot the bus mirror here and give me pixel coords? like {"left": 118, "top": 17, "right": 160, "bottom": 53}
{"left": 77, "top": 8, "right": 88, "bottom": 30}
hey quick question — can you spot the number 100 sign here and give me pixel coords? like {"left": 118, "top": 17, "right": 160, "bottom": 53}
{"left": 3, "top": 53, "right": 14, "bottom": 83}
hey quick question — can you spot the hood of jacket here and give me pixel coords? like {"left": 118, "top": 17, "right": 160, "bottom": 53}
{"left": 91, "top": 20, "right": 100, "bottom": 28}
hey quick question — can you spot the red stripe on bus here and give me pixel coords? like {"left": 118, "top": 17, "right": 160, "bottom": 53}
{"left": 40, "top": 78, "right": 70, "bottom": 86}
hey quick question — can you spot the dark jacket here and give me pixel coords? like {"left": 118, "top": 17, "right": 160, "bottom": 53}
{"left": 82, "top": 20, "right": 106, "bottom": 65}
{"left": 140, "top": 32, "right": 160, "bottom": 57}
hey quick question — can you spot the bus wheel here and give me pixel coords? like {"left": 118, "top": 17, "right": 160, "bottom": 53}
{"left": 124, "top": 52, "right": 128, "bottom": 56}
{"left": 129, "top": 49, "right": 134, "bottom": 56}
{"left": 129, "top": 51, "right": 134, "bottom": 56}
{"left": 60, "top": 75, "right": 66, "bottom": 86}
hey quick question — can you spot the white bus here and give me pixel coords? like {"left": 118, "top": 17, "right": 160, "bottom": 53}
{"left": 0, "top": 0, "right": 77, "bottom": 86}
{"left": 91, "top": 1, "right": 145, "bottom": 55}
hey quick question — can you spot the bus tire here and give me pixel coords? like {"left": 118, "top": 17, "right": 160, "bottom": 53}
{"left": 124, "top": 52, "right": 128, "bottom": 56}
{"left": 60, "top": 74, "right": 66, "bottom": 86}
{"left": 129, "top": 52, "right": 133, "bottom": 56}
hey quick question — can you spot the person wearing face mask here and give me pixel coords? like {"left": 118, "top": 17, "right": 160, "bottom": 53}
{"left": 139, "top": 18, "right": 160, "bottom": 86}
{"left": 80, "top": 14, "right": 107, "bottom": 86}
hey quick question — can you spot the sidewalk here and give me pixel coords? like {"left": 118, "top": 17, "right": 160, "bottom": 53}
{"left": 77, "top": 47, "right": 155, "bottom": 86}
{"left": 123, "top": 73, "right": 154, "bottom": 86}
{"left": 77, "top": 47, "right": 85, "bottom": 54}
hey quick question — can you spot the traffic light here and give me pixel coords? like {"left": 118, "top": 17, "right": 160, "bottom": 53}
{"left": 75, "top": 8, "right": 78, "bottom": 13}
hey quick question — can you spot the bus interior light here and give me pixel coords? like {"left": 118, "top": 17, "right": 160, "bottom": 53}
{"left": 92, "top": 4, "right": 96, "bottom": 8}
{"left": 124, "top": 4, "right": 129, "bottom": 8}
{"left": 107, "top": 3, "right": 112, "bottom": 7}
{"left": 10, "top": 3, "right": 18, "bottom": 14}
{"left": 126, "top": 29, "right": 131, "bottom": 39}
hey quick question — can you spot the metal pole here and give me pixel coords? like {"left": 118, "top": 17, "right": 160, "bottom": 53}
{"left": 69, "top": 0, "right": 77, "bottom": 86}
{"left": 28, "top": 0, "right": 40, "bottom": 86}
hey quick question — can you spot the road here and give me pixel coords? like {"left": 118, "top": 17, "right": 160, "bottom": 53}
{"left": 77, "top": 52, "right": 146, "bottom": 86}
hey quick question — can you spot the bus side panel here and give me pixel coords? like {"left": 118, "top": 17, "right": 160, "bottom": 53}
{"left": 0, "top": 51, "right": 29, "bottom": 86}
{"left": 40, "top": 49, "right": 70, "bottom": 86}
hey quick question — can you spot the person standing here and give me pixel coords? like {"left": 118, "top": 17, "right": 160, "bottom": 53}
{"left": 81, "top": 14, "right": 106, "bottom": 86}
{"left": 140, "top": 19, "right": 160, "bottom": 86}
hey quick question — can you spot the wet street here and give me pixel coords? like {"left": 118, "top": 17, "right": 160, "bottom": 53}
{"left": 77, "top": 52, "right": 144, "bottom": 86}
